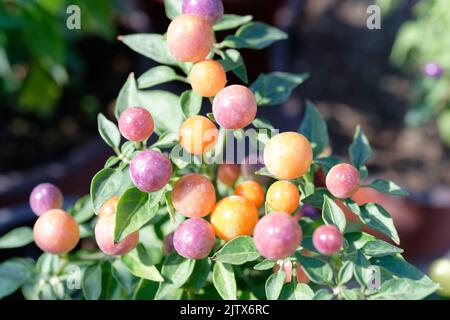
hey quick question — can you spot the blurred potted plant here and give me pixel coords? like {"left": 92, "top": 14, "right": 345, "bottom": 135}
{"left": 0, "top": 0, "right": 130, "bottom": 209}
{"left": 380, "top": 0, "right": 450, "bottom": 145}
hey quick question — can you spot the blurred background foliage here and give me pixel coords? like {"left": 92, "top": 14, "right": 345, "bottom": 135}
{"left": 380, "top": 0, "right": 450, "bottom": 145}
{"left": 0, "top": 0, "right": 118, "bottom": 116}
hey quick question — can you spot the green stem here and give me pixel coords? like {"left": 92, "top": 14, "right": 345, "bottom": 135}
{"left": 134, "top": 141, "right": 144, "bottom": 151}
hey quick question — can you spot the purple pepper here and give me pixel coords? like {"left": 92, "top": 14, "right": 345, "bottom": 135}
{"left": 173, "top": 218, "right": 216, "bottom": 260}
{"left": 129, "top": 150, "right": 173, "bottom": 193}
{"left": 422, "top": 62, "right": 443, "bottom": 79}
{"left": 29, "top": 183, "right": 63, "bottom": 216}
{"left": 182, "top": 0, "right": 224, "bottom": 24}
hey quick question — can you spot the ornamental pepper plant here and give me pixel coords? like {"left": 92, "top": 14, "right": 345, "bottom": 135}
{"left": 0, "top": 0, "right": 440, "bottom": 300}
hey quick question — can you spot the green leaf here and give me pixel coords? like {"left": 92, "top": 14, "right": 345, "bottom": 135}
{"left": 252, "top": 117, "right": 274, "bottom": 129}
{"left": 278, "top": 282, "right": 296, "bottom": 300}
{"left": 137, "top": 66, "right": 186, "bottom": 89}
{"left": 293, "top": 283, "right": 315, "bottom": 300}
{"left": 298, "top": 101, "right": 329, "bottom": 157}
{"left": 151, "top": 131, "right": 179, "bottom": 149}
{"left": 255, "top": 167, "right": 276, "bottom": 178}
{"left": 371, "top": 255, "right": 435, "bottom": 285}
{"left": 314, "top": 156, "right": 341, "bottom": 176}
{"left": 111, "top": 260, "right": 135, "bottom": 295}
{"left": 341, "top": 287, "right": 360, "bottom": 300}
{"left": 295, "top": 254, "right": 333, "bottom": 286}
{"left": 118, "top": 34, "right": 180, "bottom": 68}
{"left": 223, "top": 22, "right": 288, "bottom": 50}
{"left": 322, "top": 195, "right": 347, "bottom": 233}
{"left": 90, "top": 167, "right": 133, "bottom": 214}
{"left": 342, "top": 198, "right": 361, "bottom": 216}
{"left": 36, "top": 253, "right": 60, "bottom": 276}
{"left": 164, "top": 0, "right": 182, "bottom": 20}
{"left": 0, "top": 227, "right": 33, "bottom": 249}
{"left": 207, "top": 112, "right": 216, "bottom": 122}
{"left": 82, "top": 264, "right": 102, "bottom": 300}
{"left": 370, "top": 278, "right": 439, "bottom": 300}
{"left": 361, "top": 240, "right": 403, "bottom": 257}
{"left": 338, "top": 261, "right": 354, "bottom": 285}
{"left": 254, "top": 259, "right": 276, "bottom": 271}
{"left": 250, "top": 72, "right": 309, "bottom": 106}
{"left": 68, "top": 195, "right": 95, "bottom": 224}
{"left": 154, "top": 282, "right": 183, "bottom": 300}
{"left": 313, "top": 289, "right": 334, "bottom": 300}
{"left": 352, "top": 251, "right": 374, "bottom": 288}
{"left": 104, "top": 156, "right": 120, "bottom": 168}
{"left": 114, "top": 72, "right": 141, "bottom": 119}
{"left": 164, "top": 192, "right": 176, "bottom": 222}
{"left": 121, "top": 141, "right": 136, "bottom": 158}
{"left": 345, "top": 232, "right": 377, "bottom": 250}
{"left": 358, "top": 203, "right": 400, "bottom": 244}
{"left": 121, "top": 247, "right": 163, "bottom": 282}
{"left": 133, "top": 279, "right": 158, "bottom": 300}
{"left": 114, "top": 188, "right": 163, "bottom": 242}
{"left": 212, "top": 262, "right": 237, "bottom": 300}
{"left": 180, "top": 90, "right": 202, "bottom": 119}
{"left": 213, "top": 15, "right": 253, "bottom": 31}
{"left": 189, "top": 259, "right": 211, "bottom": 293}
{"left": 217, "top": 49, "right": 248, "bottom": 83}
{"left": 265, "top": 271, "right": 286, "bottom": 300}
{"left": 0, "top": 260, "right": 33, "bottom": 299}
{"left": 212, "top": 236, "right": 260, "bottom": 265}
{"left": 160, "top": 253, "right": 195, "bottom": 288}
{"left": 349, "top": 125, "right": 372, "bottom": 169}
{"left": 366, "top": 179, "right": 409, "bottom": 196}
{"left": 98, "top": 113, "right": 121, "bottom": 151}
{"left": 302, "top": 188, "right": 332, "bottom": 209}
{"left": 138, "top": 90, "right": 184, "bottom": 135}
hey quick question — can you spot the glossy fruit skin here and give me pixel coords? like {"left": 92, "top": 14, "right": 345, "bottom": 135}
{"left": 29, "top": 183, "right": 63, "bottom": 216}
{"left": 179, "top": 115, "right": 218, "bottom": 155}
{"left": 130, "top": 150, "right": 173, "bottom": 192}
{"left": 312, "top": 225, "right": 343, "bottom": 256}
{"left": 210, "top": 195, "right": 259, "bottom": 241}
{"left": 172, "top": 173, "right": 216, "bottom": 218}
{"left": 167, "top": 14, "right": 213, "bottom": 63}
{"left": 429, "top": 258, "right": 450, "bottom": 297}
{"left": 264, "top": 132, "right": 313, "bottom": 180}
{"left": 266, "top": 181, "right": 300, "bottom": 214}
{"left": 253, "top": 213, "right": 302, "bottom": 260}
{"left": 325, "top": 163, "right": 360, "bottom": 199}
{"left": 189, "top": 60, "right": 227, "bottom": 97}
{"left": 163, "top": 232, "right": 175, "bottom": 255}
{"left": 99, "top": 196, "right": 120, "bottom": 217}
{"left": 212, "top": 85, "right": 257, "bottom": 129}
{"left": 33, "top": 209, "right": 80, "bottom": 254}
{"left": 217, "top": 164, "right": 240, "bottom": 187}
{"left": 95, "top": 197, "right": 139, "bottom": 256}
{"left": 234, "top": 180, "right": 265, "bottom": 208}
{"left": 173, "top": 218, "right": 216, "bottom": 260}
{"left": 118, "top": 107, "right": 154, "bottom": 142}
{"left": 241, "top": 154, "right": 269, "bottom": 184}
{"left": 182, "top": 0, "right": 224, "bottom": 24}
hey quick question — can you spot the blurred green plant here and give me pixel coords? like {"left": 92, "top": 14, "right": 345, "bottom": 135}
{"left": 0, "top": 0, "right": 118, "bottom": 116}
{"left": 380, "top": 0, "right": 450, "bottom": 145}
